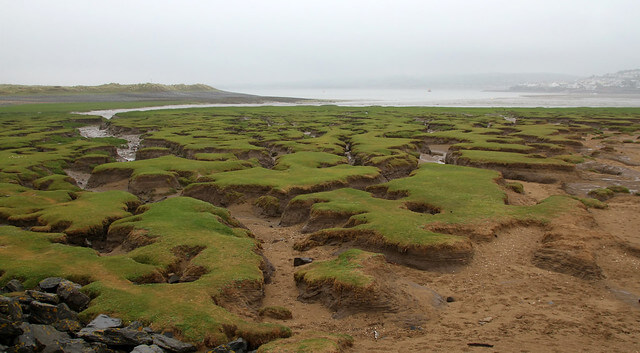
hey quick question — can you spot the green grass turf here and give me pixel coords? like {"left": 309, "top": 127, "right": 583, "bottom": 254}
{"left": 294, "top": 249, "right": 380, "bottom": 288}
{"left": 0, "top": 196, "right": 290, "bottom": 344}
{"left": 291, "top": 163, "right": 579, "bottom": 249}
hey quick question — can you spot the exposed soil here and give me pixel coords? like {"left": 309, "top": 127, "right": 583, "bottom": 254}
{"left": 58, "top": 130, "right": 640, "bottom": 352}
{"left": 228, "top": 186, "right": 640, "bottom": 352}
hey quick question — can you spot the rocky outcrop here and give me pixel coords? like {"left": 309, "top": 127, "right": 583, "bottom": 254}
{"left": 1, "top": 278, "right": 199, "bottom": 353}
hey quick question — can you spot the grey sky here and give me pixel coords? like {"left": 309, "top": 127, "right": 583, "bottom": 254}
{"left": 1, "top": 0, "right": 639, "bottom": 88}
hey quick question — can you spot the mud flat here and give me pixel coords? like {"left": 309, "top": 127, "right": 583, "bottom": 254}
{"left": 2, "top": 105, "right": 640, "bottom": 352}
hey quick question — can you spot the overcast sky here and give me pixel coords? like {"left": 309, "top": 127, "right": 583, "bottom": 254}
{"left": 1, "top": 0, "right": 639, "bottom": 88}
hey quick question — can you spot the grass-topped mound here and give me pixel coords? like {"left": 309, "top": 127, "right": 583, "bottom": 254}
{"left": 88, "top": 155, "right": 254, "bottom": 199}
{"left": 295, "top": 249, "right": 445, "bottom": 321}
{"left": 256, "top": 331, "right": 354, "bottom": 353}
{"left": 0, "top": 196, "right": 291, "bottom": 347}
{"left": 0, "top": 184, "right": 139, "bottom": 246}
{"left": 0, "top": 110, "right": 125, "bottom": 185}
{"left": 285, "top": 163, "right": 580, "bottom": 268}
{"left": 183, "top": 151, "right": 382, "bottom": 207}
{"left": 2, "top": 104, "right": 640, "bottom": 351}
{"left": 446, "top": 149, "right": 577, "bottom": 183}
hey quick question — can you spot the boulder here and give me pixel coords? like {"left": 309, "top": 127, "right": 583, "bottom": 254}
{"left": 293, "top": 257, "right": 313, "bottom": 267}
{"left": 11, "top": 323, "right": 40, "bottom": 352}
{"left": 38, "top": 277, "right": 65, "bottom": 292}
{"left": 26, "top": 290, "right": 60, "bottom": 304}
{"left": 12, "top": 323, "right": 98, "bottom": 353}
{"left": 0, "top": 317, "right": 24, "bottom": 342}
{"left": 77, "top": 327, "right": 153, "bottom": 347}
{"left": 211, "top": 338, "right": 248, "bottom": 353}
{"left": 29, "top": 301, "right": 77, "bottom": 325}
{"left": 167, "top": 274, "right": 181, "bottom": 284}
{"left": 26, "top": 324, "right": 71, "bottom": 353}
{"left": 3, "top": 279, "right": 24, "bottom": 293}
{"left": 0, "top": 296, "right": 24, "bottom": 321}
{"left": 57, "top": 338, "right": 98, "bottom": 353}
{"left": 53, "top": 318, "right": 83, "bottom": 333}
{"left": 86, "top": 314, "right": 122, "bottom": 329}
{"left": 152, "top": 333, "right": 196, "bottom": 352}
{"left": 13, "top": 293, "right": 34, "bottom": 306}
{"left": 132, "top": 344, "right": 166, "bottom": 353}
{"left": 57, "top": 281, "right": 91, "bottom": 312}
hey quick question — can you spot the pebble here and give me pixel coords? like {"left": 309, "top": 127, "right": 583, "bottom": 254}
{"left": 478, "top": 316, "right": 493, "bottom": 325}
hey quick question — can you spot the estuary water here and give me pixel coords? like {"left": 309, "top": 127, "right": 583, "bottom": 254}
{"left": 234, "top": 88, "right": 640, "bottom": 107}
{"left": 74, "top": 88, "right": 640, "bottom": 120}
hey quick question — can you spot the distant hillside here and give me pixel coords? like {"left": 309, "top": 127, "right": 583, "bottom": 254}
{"left": 509, "top": 69, "right": 640, "bottom": 93}
{"left": 0, "top": 83, "right": 309, "bottom": 105}
{"left": 0, "top": 83, "right": 218, "bottom": 96}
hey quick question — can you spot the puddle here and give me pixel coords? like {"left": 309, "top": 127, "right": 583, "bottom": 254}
{"left": 78, "top": 125, "right": 141, "bottom": 162}
{"left": 419, "top": 153, "right": 445, "bottom": 164}
{"left": 419, "top": 146, "right": 449, "bottom": 164}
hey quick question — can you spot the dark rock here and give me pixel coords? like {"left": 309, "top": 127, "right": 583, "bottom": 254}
{"left": 86, "top": 314, "right": 122, "bottom": 329}
{"left": 11, "top": 323, "right": 88, "bottom": 353}
{"left": 57, "top": 281, "right": 91, "bottom": 312}
{"left": 29, "top": 301, "right": 78, "bottom": 325}
{"left": 3, "top": 279, "right": 24, "bottom": 293}
{"left": 228, "top": 338, "right": 249, "bottom": 352}
{"left": 58, "top": 338, "right": 98, "bottom": 353}
{"left": 167, "top": 274, "right": 181, "bottom": 284}
{"left": 126, "top": 321, "right": 145, "bottom": 331}
{"left": 131, "top": 344, "right": 165, "bottom": 353}
{"left": 38, "top": 277, "right": 65, "bottom": 292}
{"left": 211, "top": 338, "right": 248, "bottom": 353}
{"left": 53, "top": 318, "right": 83, "bottom": 333}
{"left": 77, "top": 327, "right": 153, "bottom": 347}
{"left": 28, "top": 324, "right": 72, "bottom": 353}
{"left": 0, "top": 296, "right": 24, "bottom": 321}
{"left": 26, "top": 290, "right": 60, "bottom": 304}
{"left": 12, "top": 323, "right": 40, "bottom": 353}
{"left": 13, "top": 293, "right": 33, "bottom": 305}
{"left": 446, "top": 296, "right": 455, "bottom": 303}
{"left": 89, "top": 342, "right": 116, "bottom": 353}
{"left": 152, "top": 333, "right": 196, "bottom": 352}
{"left": 293, "top": 257, "right": 313, "bottom": 267}
{"left": 0, "top": 317, "right": 24, "bottom": 341}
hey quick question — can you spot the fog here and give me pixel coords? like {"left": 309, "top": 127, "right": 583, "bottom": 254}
{"left": 1, "top": 0, "right": 639, "bottom": 88}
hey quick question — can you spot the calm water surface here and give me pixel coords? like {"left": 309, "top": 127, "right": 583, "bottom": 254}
{"left": 75, "top": 88, "right": 640, "bottom": 119}
{"left": 233, "top": 88, "right": 640, "bottom": 107}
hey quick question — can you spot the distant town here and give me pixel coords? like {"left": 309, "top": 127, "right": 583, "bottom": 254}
{"left": 509, "top": 69, "right": 640, "bottom": 93}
